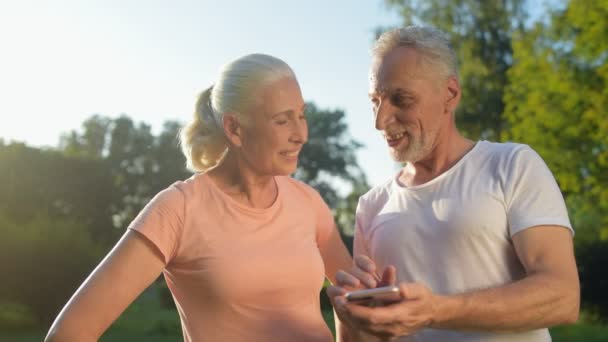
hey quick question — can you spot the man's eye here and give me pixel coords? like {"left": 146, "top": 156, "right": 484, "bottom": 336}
{"left": 390, "top": 95, "right": 404, "bottom": 106}
{"left": 275, "top": 120, "right": 288, "bottom": 125}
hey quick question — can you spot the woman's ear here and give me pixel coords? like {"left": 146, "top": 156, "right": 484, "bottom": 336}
{"left": 223, "top": 113, "right": 242, "bottom": 147}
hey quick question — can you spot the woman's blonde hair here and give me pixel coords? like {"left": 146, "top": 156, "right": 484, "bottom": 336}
{"left": 180, "top": 54, "right": 296, "bottom": 172}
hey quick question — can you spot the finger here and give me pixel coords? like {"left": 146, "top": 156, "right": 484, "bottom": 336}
{"left": 350, "top": 265, "right": 378, "bottom": 288}
{"left": 379, "top": 265, "right": 397, "bottom": 287}
{"left": 346, "top": 300, "right": 409, "bottom": 330}
{"left": 334, "top": 295, "right": 348, "bottom": 307}
{"left": 326, "top": 285, "right": 347, "bottom": 300}
{"left": 399, "top": 283, "right": 426, "bottom": 300}
{"left": 341, "top": 300, "right": 399, "bottom": 326}
{"left": 335, "top": 270, "right": 361, "bottom": 288}
{"left": 354, "top": 255, "right": 381, "bottom": 277}
{"left": 339, "top": 299, "right": 377, "bottom": 319}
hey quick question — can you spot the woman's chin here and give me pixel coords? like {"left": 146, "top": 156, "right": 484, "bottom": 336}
{"left": 274, "top": 162, "right": 298, "bottom": 176}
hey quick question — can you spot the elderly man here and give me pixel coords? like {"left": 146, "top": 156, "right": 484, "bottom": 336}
{"left": 329, "top": 26, "right": 579, "bottom": 342}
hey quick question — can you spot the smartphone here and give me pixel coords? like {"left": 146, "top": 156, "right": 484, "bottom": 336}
{"left": 344, "top": 286, "right": 401, "bottom": 306}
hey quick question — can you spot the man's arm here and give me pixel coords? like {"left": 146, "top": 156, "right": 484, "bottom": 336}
{"left": 333, "top": 225, "right": 579, "bottom": 338}
{"left": 433, "top": 225, "right": 579, "bottom": 331}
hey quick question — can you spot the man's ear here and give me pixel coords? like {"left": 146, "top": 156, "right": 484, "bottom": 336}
{"left": 444, "top": 76, "right": 461, "bottom": 115}
{"left": 223, "top": 113, "right": 242, "bottom": 147}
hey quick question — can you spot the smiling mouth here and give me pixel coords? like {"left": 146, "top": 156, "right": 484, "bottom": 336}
{"left": 382, "top": 131, "right": 408, "bottom": 148}
{"left": 384, "top": 132, "right": 405, "bottom": 141}
{"left": 280, "top": 150, "right": 300, "bottom": 157}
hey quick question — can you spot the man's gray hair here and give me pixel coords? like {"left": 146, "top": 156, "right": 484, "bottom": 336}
{"left": 372, "top": 26, "right": 459, "bottom": 81}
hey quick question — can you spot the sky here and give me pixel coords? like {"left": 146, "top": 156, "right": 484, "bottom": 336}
{"left": 0, "top": 1, "right": 549, "bottom": 187}
{"left": 0, "top": 0, "right": 405, "bottom": 187}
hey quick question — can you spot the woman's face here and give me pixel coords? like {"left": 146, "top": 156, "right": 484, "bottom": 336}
{"left": 238, "top": 77, "right": 308, "bottom": 176}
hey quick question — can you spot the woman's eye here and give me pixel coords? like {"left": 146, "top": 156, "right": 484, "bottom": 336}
{"left": 275, "top": 120, "right": 288, "bottom": 125}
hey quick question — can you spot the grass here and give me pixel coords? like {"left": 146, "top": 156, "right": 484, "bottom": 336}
{"left": 550, "top": 323, "right": 608, "bottom": 341}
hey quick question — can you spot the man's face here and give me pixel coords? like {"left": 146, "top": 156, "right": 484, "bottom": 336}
{"left": 368, "top": 46, "right": 453, "bottom": 163}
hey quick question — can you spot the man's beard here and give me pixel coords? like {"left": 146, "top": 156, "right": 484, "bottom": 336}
{"left": 390, "top": 132, "right": 429, "bottom": 163}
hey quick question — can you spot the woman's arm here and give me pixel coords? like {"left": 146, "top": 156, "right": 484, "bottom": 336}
{"left": 318, "top": 227, "right": 353, "bottom": 342}
{"left": 319, "top": 227, "right": 352, "bottom": 285}
{"left": 45, "top": 229, "right": 166, "bottom": 342}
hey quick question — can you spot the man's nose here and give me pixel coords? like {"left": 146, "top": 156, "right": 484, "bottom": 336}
{"left": 374, "top": 99, "right": 394, "bottom": 131}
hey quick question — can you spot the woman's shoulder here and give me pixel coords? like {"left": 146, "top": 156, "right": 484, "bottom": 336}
{"left": 158, "top": 173, "right": 214, "bottom": 204}
{"left": 277, "top": 176, "right": 322, "bottom": 202}
{"left": 171, "top": 172, "right": 208, "bottom": 191}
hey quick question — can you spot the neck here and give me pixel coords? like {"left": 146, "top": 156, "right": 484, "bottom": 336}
{"left": 207, "top": 150, "right": 277, "bottom": 208}
{"left": 399, "top": 127, "right": 474, "bottom": 187}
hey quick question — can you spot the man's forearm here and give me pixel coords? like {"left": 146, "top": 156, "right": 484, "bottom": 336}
{"left": 431, "top": 272, "right": 579, "bottom": 332}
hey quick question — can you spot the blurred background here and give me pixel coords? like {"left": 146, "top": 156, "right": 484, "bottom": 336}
{"left": 1, "top": 0, "right": 606, "bottom": 341}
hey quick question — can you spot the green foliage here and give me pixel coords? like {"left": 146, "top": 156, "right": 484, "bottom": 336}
{"left": 502, "top": 0, "right": 608, "bottom": 320}
{"left": 296, "top": 103, "right": 368, "bottom": 207}
{"left": 382, "top": 0, "right": 527, "bottom": 140}
{"left": 0, "top": 143, "right": 116, "bottom": 241}
{"left": 0, "top": 143, "right": 114, "bottom": 326}
{"left": 60, "top": 115, "right": 191, "bottom": 229}
{"left": 503, "top": 1, "right": 608, "bottom": 240}
{"left": 0, "top": 214, "right": 102, "bottom": 327}
{"left": 0, "top": 302, "right": 36, "bottom": 331}
{"left": 550, "top": 320, "right": 608, "bottom": 341}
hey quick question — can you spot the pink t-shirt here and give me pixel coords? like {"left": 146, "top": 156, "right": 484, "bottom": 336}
{"left": 128, "top": 173, "right": 336, "bottom": 342}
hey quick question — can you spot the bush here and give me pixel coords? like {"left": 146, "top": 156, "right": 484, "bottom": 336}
{"left": 0, "top": 214, "right": 104, "bottom": 328}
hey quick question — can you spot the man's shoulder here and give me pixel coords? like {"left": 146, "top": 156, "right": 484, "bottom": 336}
{"left": 474, "top": 140, "right": 536, "bottom": 165}
{"left": 477, "top": 140, "right": 531, "bottom": 155}
{"left": 359, "top": 177, "right": 394, "bottom": 206}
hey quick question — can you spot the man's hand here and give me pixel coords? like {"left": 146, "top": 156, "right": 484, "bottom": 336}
{"left": 327, "top": 255, "right": 403, "bottom": 341}
{"left": 333, "top": 282, "right": 438, "bottom": 339}
{"left": 336, "top": 255, "right": 396, "bottom": 289}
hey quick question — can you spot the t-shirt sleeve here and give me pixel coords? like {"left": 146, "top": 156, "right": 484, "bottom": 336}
{"left": 353, "top": 198, "right": 371, "bottom": 257}
{"left": 127, "top": 184, "right": 185, "bottom": 264}
{"left": 504, "top": 145, "right": 573, "bottom": 237}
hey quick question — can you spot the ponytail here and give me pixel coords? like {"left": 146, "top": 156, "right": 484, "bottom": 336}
{"left": 179, "top": 86, "right": 227, "bottom": 172}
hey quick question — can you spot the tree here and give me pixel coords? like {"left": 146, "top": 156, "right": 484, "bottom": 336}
{"left": 296, "top": 102, "right": 368, "bottom": 210}
{"left": 382, "top": 0, "right": 527, "bottom": 140}
{"left": 63, "top": 106, "right": 368, "bottom": 235}
{"left": 503, "top": 0, "right": 608, "bottom": 319}
{"left": 60, "top": 115, "right": 191, "bottom": 229}
{"left": 0, "top": 214, "right": 102, "bottom": 327}
{"left": 0, "top": 143, "right": 115, "bottom": 239}
{"left": 0, "top": 143, "right": 111, "bottom": 326}
{"left": 503, "top": 0, "right": 608, "bottom": 242}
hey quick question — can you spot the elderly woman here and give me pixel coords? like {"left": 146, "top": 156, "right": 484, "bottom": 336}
{"left": 45, "top": 54, "right": 352, "bottom": 342}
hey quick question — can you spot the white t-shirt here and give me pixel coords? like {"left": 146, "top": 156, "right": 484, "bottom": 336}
{"left": 354, "top": 141, "right": 573, "bottom": 342}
